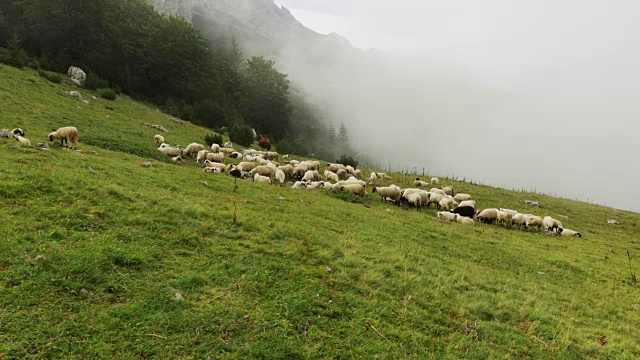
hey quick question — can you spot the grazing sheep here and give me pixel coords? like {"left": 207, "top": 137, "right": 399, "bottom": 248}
{"left": 275, "top": 169, "right": 286, "bottom": 186}
{"left": 345, "top": 165, "right": 356, "bottom": 176}
{"left": 402, "top": 192, "right": 423, "bottom": 210}
{"left": 528, "top": 215, "right": 544, "bottom": 231}
{"left": 442, "top": 186, "right": 454, "bottom": 196}
{"left": 12, "top": 128, "right": 25, "bottom": 137}
{"left": 368, "top": 172, "right": 378, "bottom": 183}
{"left": 171, "top": 156, "right": 182, "bottom": 164}
{"left": 15, "top": 135, "right": 32, "bottom": 147}
{"left": 512, "top": 213, "right": 528, "bottom": 230}
{"left": 543, "top": 216, "right": 563, "bottom": 233}
{"left": 223, "top": 141, "right": 233, "bottom": 148}
{"left": 336, "top": 168, "right": 348, "bottom": 180}
{"left": 250, "top": 165, "right": 275, "bottom": 179}
{"left": 235, "top": 161, "right": 257, "bottom": 172}
{"left": 429, "top": 192, "right": 445, "bottom": 208}
{"left": 229, "top": 151, "right": 243, "bottom": 159}
{"left": 430, "top": 188, "right": 446, "bottom": 196}
{"left": 183, "top": 143, "right": 206, "bottom": 158}
{"left": 291, "top": 181, "right": 307, "bottom": 189}
{"left": 154, "top": 134, "right": 165, "bottom": 147}
{"left": 437, "top": 211, "right": 457, "bottom": 222}
{"left": 439, "top": 197, "right": 457, "bottom": 211}
{"left": 430, "top": 177, "right": 439, "bottom": 186}
{"left": 560, "top": 229, "right": 582, "bottom": 238}
{"left": 302, "top": 170, "right": 321, "bottom": 182}
{"left": 158, "top": 145, "right": 182, "bottom": 157}
{"left": 198, "top": 151, "right": 224, "bottom": 163}
{"left": 253, "top": 173, "right": 271, "bottom": 184}
{"left": 219, "top": 147, "right": 235, "bottom": 155}
{"left": 278, "top": 164, "right": 294, "bottom": 180}
{"left": 402, "top": 189, "right": 430, "bottom": 207}
{"left": 499, "top": 208, "right": 518, "bottom": 216}
{"left": 48, "top": 126, "right": 79, "bottom": 149}
{"left": 455, "top": 215, "right": 475, "bottom": 226}
{"left": 414, "top": 178, "right": 430, "bottom": 187}
{"left": 325, "top": 170, "right": 339, "bottom": 183}
{"left": 210, "top": 143, "right": 220, "bottom": 153}
{"left": 372, "top": 186, "right": 402, "bottom": 204}
{"left": 453, "top": 193, "right": 472, "bottom": 202}
{"left": 305, "top": 181, "right": 325, "bottom": 190}
{"left": 524, "top": 200, "right": 540, "bottom": 207}
{"left": 497, "top": 210, "right": 513, "bottom": 228}
{"left": 458, "top": 200, "right": 477, "bottom": 210}
{"left": 203, "top": 161, "right": 226, "bottom": 173}
{"left": 340, "top": 184, "right": 367, "bottom": 197}
{"left": 477, "top": 208, "right": 499, "bottom": 224}
{"left": 354, "top": 169, "right": 362, "bottom": 179}
{"left": 451, "top": 206, "right": 475, "bottom": 219}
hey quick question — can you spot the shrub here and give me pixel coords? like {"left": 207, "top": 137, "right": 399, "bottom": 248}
{"left": 228, "top": 123, "right": 254, "bottom": 147}
{"left": 204, "top": 133, "right": 223, "bottom": 147}
{"left": 84, "top": 72, "right": 109, "bottom": 90}
{"left": 336, "top": 154, "right": 359, "bottom": 169}
{"left": 97, "top": 88, "right": 117, "bottom": 101}
{"left": 193, "top": 99, "right": 226, "bottom": 128}
{"left": 38, "top": 70, "right": 63, "bottom": 84}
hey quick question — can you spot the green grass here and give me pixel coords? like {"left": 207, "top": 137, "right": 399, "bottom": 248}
{"left": 1, "top": 64, "right": 639, "bottom": 359}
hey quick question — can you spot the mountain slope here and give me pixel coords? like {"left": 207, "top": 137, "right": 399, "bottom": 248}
{"left": 1, "top": 64, "right": 639, "bottom": 358}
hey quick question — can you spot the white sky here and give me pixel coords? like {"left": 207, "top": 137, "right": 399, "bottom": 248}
{"left": 274, "top": 0, "right": 640, "bottom": 212}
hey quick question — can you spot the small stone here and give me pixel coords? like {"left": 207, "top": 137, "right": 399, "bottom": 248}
{"left": 80, "top": 288, "right": 90, "bottom": 296}
{"left": 407, "top": 295, "right": 413, "bottom": 302}
{"left": 81, "top": 100, "right": 90, "bottom": 104}
{"left": 537, "top": 272, "right": 546, "bottom": 275}
{"left": 141, "top": 162, "right": 153, "bottom": 168}
{"left": 91, "top": 96, "right": 97, "bottom": 100}
{"left": 326, "top": 266, "right": 332, "bottom": 272}
{"left": 33, "top": 255, "right": 46, "bottom": 261}
{"left": 277, "top": 196, "right": 286, "bottom": 200}
{"left": 203, "top": 181, "right": 208, "bottom": 187}
{"left": 243, "top": 314, "right": 250, "bottom": 319}
{"left": 174, "top": 293, "right": 184, "bottom": 301}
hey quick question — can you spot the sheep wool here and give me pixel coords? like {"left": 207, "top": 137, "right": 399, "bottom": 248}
{"left": 48, "top": 126, "right": 79, "bottom": 149}
{"left": 154, "top": 134, "right": 165, "bottom": 147}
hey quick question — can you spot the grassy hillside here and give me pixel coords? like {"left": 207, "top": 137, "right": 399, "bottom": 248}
{"left": 1, "top": 64, "right": 639, "bottom": 359}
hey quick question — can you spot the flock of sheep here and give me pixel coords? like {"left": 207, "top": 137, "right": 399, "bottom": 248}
{"left": 0, "top": 126, "right": 79, "bottom": 149}
{"left": 154, "top": 134, "right": 583, "bottom": 238}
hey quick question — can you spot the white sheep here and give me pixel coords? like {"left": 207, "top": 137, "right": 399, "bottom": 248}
{"left": 372, "top": 186, "right": 402, "bottom": 204}
{"left": 275, "top": 169, "right": 286, "bottom": 186}
{"left": 236, "top": 161, "right": 257, "bottom": 172}
{"left": 211, "top": 143, "right": 220, "bottom": 153}
{"left": 442, "top": 186, "right": 454, "bottom": 196}
{"left": 413, "top": 178, "right": 430, "bottom": 187}
{"left": 324, "top": 170, "right": 339, "bottom": 183}
{"left": 15, "top": 135, "right": 32, "bottom": 147}
{"left": 560, "top": 229, "right": 582, "bottom": 237}
{"left": 458, "top": 200, "right": 477, "bottom": 210}
{"left": 154, "top": 134, "right": 165, "bottom": 147}
{"left": 528, "top": 215, "right": 544, "bottom": 231}
{"left": 453, "top": 193, "right": 472, "bottom": 202}
{"left": 455, "top": 214, "right": 475, "bottom": 226}
{"left": 339, "top": 184, "right": 367, "bottom": 197}
{"left": 497, "top": 210, "right": 513, "bottom": 228}
{"left": 171, "top": 156, "right": 182, "bottom": 164}
{"left": 253, "top": 173, "right": 271, "bottom": 184}
{"left": 250, "top": 165, "right": 275, "bottom": 179}
{"left": 429, "top": 192, "right": 445, "bottom": 207}
{"left": 439, "top": 196, "right": 457, "bottom": 211}
{"left": 430, "top": 188, "right": 446, "bottom": 196}
{"left": 512, "top": 213, "right": 528, "bottom": 230}
{"left": 223, "top": 141, "right": 233, "bottom": 148}
{"left": 48, "top": 126, "right": 79, "bottom": 149}
{"left": 158, "top": 145, "right": 182, "bottom": 157}
{"left": 477, "top": 208, "right": 499, "bottom": 224}
{"left": 543, "top": 216, "right": 563, "bottom": 233}
{"left": 278, "top": 164, "right": 294, "bottom": 180}
{"left": 402, "top": 189, "right": 430, "bottom": 206}
{"left": 430, "top": 177, "right": 439, "bottom": 186}
{"left": 291, "top": 181, "right": 307, "bottom": 189}
{"left": 305, "top": 181, "right": 325, "bottom": 190}
{"left": 183, "top": 143, "right": 206, "bottom": 158}
{"left": 203, "top": 161, "right": 226, "bottom": 173}
{"left": 437, "top": 211, "right": 457, "bottom": 222}
{"left": 302, "top": 170, "right": 321, "bottom": 182}
{"left": 402, "top": 192, "right": 422, "bottom": 210}
{"left": 354, "top": 169, "right": 362, "bottom": 179}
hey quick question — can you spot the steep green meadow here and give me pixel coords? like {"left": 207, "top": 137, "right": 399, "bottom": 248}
{"left": 1, "top": 64, "right": 639, "bottom": 359}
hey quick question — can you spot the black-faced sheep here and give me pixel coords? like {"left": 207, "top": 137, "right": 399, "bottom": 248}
{"left": 49, "top": 126, "right": 79, "bottom": 149}
{"left": 560, "top": 229, "right": 582, "bottom": 237}
{"left": 477, "top": 208, "right": 499, "bottom": 224}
